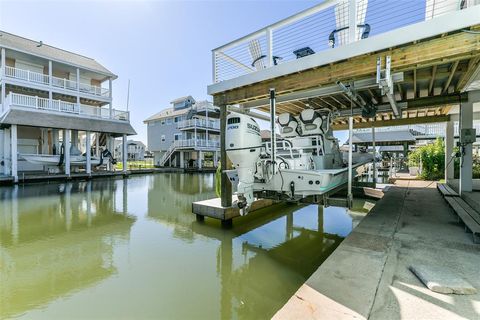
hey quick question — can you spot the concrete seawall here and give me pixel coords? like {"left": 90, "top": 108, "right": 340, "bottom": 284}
{"left": 273, "top": 180, "right": 480, "bottom": 320}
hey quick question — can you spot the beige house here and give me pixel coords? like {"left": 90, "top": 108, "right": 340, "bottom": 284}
{"left": 0, "top": 30, "right": 136, "bottom": 182}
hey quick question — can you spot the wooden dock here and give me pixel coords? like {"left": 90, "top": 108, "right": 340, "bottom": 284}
{"left": 192, "top": 196, "right": 277, "bottom": 225}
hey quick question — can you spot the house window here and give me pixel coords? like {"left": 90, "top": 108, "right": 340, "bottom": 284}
{"left": 161, "top": 135, "right": 166, "bottom": 142}
{"left": 161, "top": 119, "right": 165, "bottom": 125}
{"left": 174, "top": 116, "right": 180, "bottom": 123}
{"left": 174, "top": 133, "right": 182, "bottom": 141}
{"left": 166, "top": 118, "right": 173, "bottom": 125}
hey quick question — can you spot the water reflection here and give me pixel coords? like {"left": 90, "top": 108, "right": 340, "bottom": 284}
{"left": 0, "top": 174, "right": 372, "bottom": 320}
{"left": 0, "top": 181, "right": 136, "bottom": 319}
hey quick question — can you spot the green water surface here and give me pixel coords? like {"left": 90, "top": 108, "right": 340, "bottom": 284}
{"left": 0, "top": 173, "right": 371, "bottom": 320}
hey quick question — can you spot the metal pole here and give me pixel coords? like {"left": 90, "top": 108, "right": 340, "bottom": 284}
{"left": 372, "top": 122, "right": 376, "bottom": 185}
{"left": 348, "top": 116, "right": 353, "bottom": 206}
{"left": 220, "top": 105, "right": 232, "bottom": 207}
{"left": 270, "top": 88, "right": 276, "bottom": 175}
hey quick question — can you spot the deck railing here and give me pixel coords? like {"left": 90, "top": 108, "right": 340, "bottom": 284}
{"left": 6, "top": 92, "right": 129, "bottom": 121}
{"left": 174, "top": 139, "right": 220, "bottom": 149}
{"left": 5, "top": 66, "right": 49, "bottom": 85}
{"left": 212, "top": 0, "right": 477, "bottom": 83}
{"left": 4, "top": 66, "right": 110, "bottom": 98}
{"left": 177, "top": 118, "right": 220, "bottom": 130}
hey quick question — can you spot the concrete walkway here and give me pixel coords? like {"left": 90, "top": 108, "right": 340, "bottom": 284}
{"left": 273, "top": 180, "right": 480, "bottom": 320}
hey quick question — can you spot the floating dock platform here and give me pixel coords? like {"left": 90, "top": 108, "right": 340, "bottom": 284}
{"left": 192, "top": 196, "right": 277, "bottom": 225}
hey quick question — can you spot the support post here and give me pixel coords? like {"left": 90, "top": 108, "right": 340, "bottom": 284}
{"left": 95, "top": 132, "right": 100, "bottom": 157}
{"left": 372, "top": 122, "right": 376, "bottom": 185}
{"left": 86, "top": 131, "right": 92, "bottom": 175}
{"left": 348, "top": 116, "right": 353, "bottom": 206}
{"left": 220, "top": 105, "right": 232, "bottom": 207}
{"left": 214, "top": 150, "right": 218, "bottom": 167}
{"left": 266, "top": 28, "right": 273, "bottom": 67}
{"left": 40, "top": 128, "right": 48, "bottom": 154}
{"left": 198, "top": 150, "right": 203, "bottom": 169}
{"left": 122, "top": 134, "right": 127, "bottom": 173}
{"left": 48, "top": 60, "right": 53, "bottom": 102}
{"left": 270, "top": 88, "right": 276, "bottom": 175}
{"left": 52, "top": 129, "right": 59, "bottom": 155}
{"left": 348, "top": 0, "right": 357, "bottom": 44}
{"left": 76, "top": 68, "right": 80, "bottom": 107}
{"left": 3, "top": 128, "right": 10, "bottom": 175}
{"left": 109, "top": 77, "right": 113, "bottom": 118}
{"left": 180, "top": 151, "right": 184, "bottom": 169}
{"left": 445, "top": 120, "right": 454, "bottom": 183}
{"left": 64, "top": 129, "right": 71, "bottom": 176}
{"left": 11, "top": 125, "right": 17, "bottom": 182}
{"left": 459, "top": 91, "right": 478, "bottom": 194}
{"left": 1, "top": 48, "right": 5, "bottom": 113}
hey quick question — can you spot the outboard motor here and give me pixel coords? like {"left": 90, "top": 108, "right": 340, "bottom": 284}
{"left": 226, "top": 113, "right": 262, "bottom": 213}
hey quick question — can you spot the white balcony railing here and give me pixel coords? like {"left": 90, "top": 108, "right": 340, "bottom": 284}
{"left": 174, "top": 139, "right": 220, "bottom": 149}
{"left": 4, "top": 66, "right": 110, "bottom": 98}
{"left": 5, "top": 65, "right": 49, "bottom": 85}
{"left": 212, "top": 0, "right": 479, "bottom": 83}
{"left": 177, "top": 118, "right": 220, "bottom": 130}
{"left": 5, "top": 92, "right": 129, "bottom": 122}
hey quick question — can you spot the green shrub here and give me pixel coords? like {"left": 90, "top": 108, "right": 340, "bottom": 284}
{"left": 408, "top": 138, "right": 445, "bottom": 180}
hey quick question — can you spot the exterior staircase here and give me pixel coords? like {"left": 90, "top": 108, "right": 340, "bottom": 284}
{"left": 159, "top": 142, "right": 176, "bottom": 166}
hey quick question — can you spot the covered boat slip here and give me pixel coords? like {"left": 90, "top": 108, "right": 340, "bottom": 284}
{"left": 208, "top": 0, "right": 480, "bottom": 208}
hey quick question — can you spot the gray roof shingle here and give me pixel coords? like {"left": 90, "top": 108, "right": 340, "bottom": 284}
{"left": 0, "top": 30, "right": 116, "bottom": 78}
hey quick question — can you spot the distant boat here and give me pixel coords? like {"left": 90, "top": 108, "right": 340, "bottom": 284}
{"left": 21, "top": 154, "right": 102, "bottom": 166}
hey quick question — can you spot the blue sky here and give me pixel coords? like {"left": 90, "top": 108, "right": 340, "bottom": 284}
{"left": 0, "top": 0, "right": 324, "bottom": 143}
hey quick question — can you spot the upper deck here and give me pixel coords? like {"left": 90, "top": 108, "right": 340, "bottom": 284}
{"left": 208, "top": 0, "right": 480, "bottom": 127}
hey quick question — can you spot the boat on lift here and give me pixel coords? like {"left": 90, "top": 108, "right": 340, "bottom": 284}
{"left": 225, "top": 109, "right": 371, "bottom": 214}
{"left": 21, "top": 145, "right": 116, "bottom": 168}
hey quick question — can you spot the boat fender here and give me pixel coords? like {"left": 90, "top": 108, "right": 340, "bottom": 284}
{"left": 290, "top": 181, "right": 295, "bottom": 198}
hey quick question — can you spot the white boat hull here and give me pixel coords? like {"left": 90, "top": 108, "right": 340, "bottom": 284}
{"left": 226, "top": 161, "right": 369, "bottom": 198}
{"left": 21, "top": 154, "right": 102, "bottom": 166}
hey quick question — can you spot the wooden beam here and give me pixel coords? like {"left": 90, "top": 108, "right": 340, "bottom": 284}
{"left": 428, "top": 65, "right": 437, "bottom": 95}
{"left": 443, "top": 60, "right": 459, "bottom": 94}
{"left": 405, "top": 92, "right": 467, "bottom": 109}
{"left": 319, "top": 97, "right": 337, "bottom": 110}
{"left": 330, "top": 95, "right": 347, "bottom": 109}
{"left": 396, "top": 84, "right": 403, "bottom": 100}
{"left": 213, "top": 30, "right": 480, "bottom": 106}
{"left": 456, "top": 56, "right": 480, "bottom": 91}
{"left": 332, "top": 115, "right": 450, "bottom": 130}
{"left": 413, "top": 69, "right": 417, "bottom": 98}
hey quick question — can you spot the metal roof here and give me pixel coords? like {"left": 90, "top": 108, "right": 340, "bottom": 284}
{"left": 0, "top": 30, "right": 116, "bottom": 78}
{"left": 143, "top": 107, "right": 189, "bottom": 122}
{"left": 170, "top": 96, "right": 195, "bottom": 104}
{"left": 348, "top": 130, "right": 415, "bottom": 146}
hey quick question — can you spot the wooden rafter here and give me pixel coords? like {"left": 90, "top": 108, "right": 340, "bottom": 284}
{"left": 456, "top": 56, "right": 480, "bottom": 91}
{"left": 428, "top": 65, "right": 437, "bottom": 95}
{"left": 396, "top": 84, "right": 403, "bottom": 100}
{"left": 332, "top": 114, "right": 450, "bottom": 130}
{"left": 413, "top": 69, "right": 417, "bottom": 98}
{"left": 330, "top": 95, "right": 347, "bottom": 109}
{"left": 319, "top": 97, "right": 337, "bottom": 110}
{"left": 443, "top": 60, "right": 459, "bottom": 94}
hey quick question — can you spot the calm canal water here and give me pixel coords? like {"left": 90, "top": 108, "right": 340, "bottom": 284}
{"left": 0, "top": 173, "right": 373, "bottom": 320}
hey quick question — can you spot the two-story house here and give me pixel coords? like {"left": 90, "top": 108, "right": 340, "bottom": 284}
{"left": 144, "top": 96, "right": 220, "bottom": 169}
{"left": 0, "top": 30, "right": 136, "bottom": 182}
{"left": 115, "top": 140, "right": 146, "bottom": 161}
